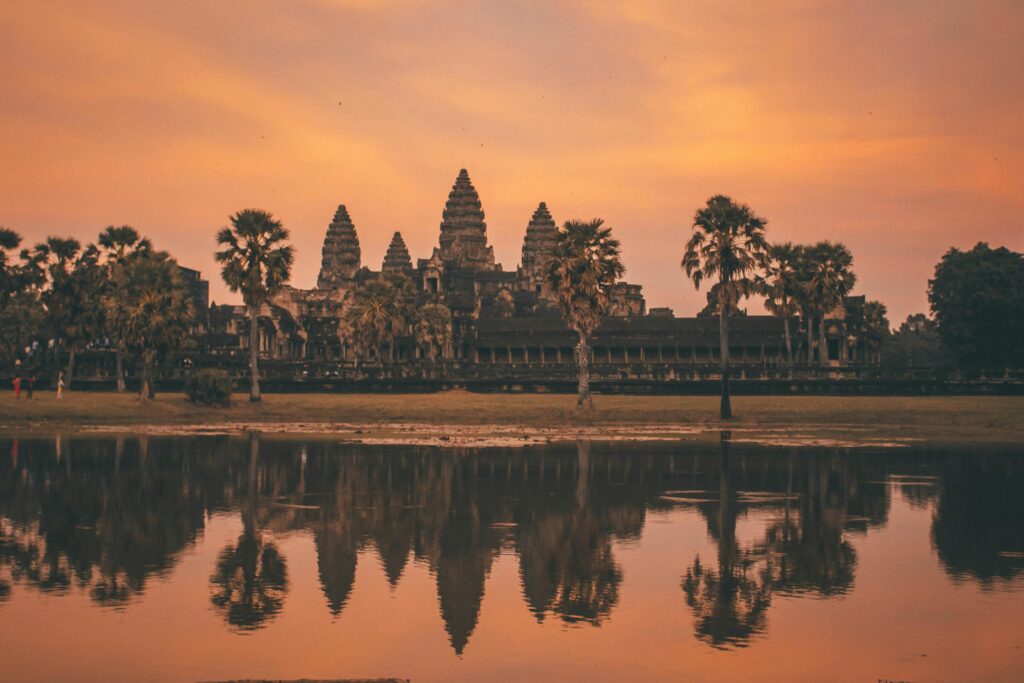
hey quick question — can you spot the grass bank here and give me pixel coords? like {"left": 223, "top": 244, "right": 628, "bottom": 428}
{"left": 0, "top": 391, "right": 1022, "bottom": 445}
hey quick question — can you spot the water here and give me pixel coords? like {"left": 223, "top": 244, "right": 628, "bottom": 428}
{"left": 1, "top": 434, "right": 1022, "bottom": 683}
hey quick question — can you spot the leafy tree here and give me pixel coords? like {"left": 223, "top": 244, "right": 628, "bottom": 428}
{"left": 883, "top": 313, "right": 956, "bottom": 370}
{"left": 0, "top": 228, "right": 43, "bottom": 365}
{"left": 845, "top": 299, "right": 889, "bottom": 364}
{"left": 762, "top": 242, "right": 803, "bottom": 369}
{"left": 545, "top": 219, "right": 625, "bottom": 408}
{"left": 215, "top": 209, "right": 294, "bottom": 401}
{"left": 0, "top": 290, "right": 44, "bottom": 367}
{"left": 415, "top": 303, "right": 452, "bottom": 361}
{"left": 806, "top": 242, "right": 856, "bottom": 366}
{"left": 682, "top": 195, "right": 769, "bottom": 418}
{"left": 927, "top": 242, "right": 1024, "bottom": 368}
{"left": 105, "top": 251, "right": 194, "bottom": 400}
{"left": 97, "top": 225, "right": 152, "bottom": 391}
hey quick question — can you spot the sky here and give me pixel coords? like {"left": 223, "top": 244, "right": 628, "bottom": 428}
{"left": 2, "top": 0, "right": 1022, "bottom": 324}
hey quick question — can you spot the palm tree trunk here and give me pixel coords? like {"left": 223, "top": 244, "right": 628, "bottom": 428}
{"left": 115, "top": 345, "right": 126, "bottom": 392}
{"left": 818, "top": 316, "right": 828, "bottom": 367}
{"left": 575, "top": 439, "right": 590, "bottom": 509}
{"left": 248, "top": 305, "right": 261, "bottom": 402}
{"left": 806, "top": 315, "right": 814, "bottom": 366}
{"left": 783, "top": 317, "right": 793, "bottom": 373}
{"left": 575, "top": 330, "right": 592, "bottom": 408}
{"left": 719, "top": 310, "right": 732, "bottom": 419}
{"left": 138, "top": 350, "right": 152, "bottom": 401}
{"left": 66, "top": 347, "right": 75, "bottom": 390}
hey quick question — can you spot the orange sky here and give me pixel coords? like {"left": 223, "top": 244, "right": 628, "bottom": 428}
{"left": 2, "top": 0, "right": 1022, "bottom": 322}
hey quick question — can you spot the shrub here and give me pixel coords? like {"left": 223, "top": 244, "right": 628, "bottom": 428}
{"left": 185, "top": 369, "right": 233, "bottom": 406}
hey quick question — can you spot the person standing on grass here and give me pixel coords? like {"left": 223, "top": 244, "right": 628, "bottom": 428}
{"left": 57, "top": 371, "right": 65, "bottom": 400}
{"left": 12, "top": 373, "right": 21, "bottom": 399}
{"left": 26, "top": 371, "right": 34, "bottom": 399}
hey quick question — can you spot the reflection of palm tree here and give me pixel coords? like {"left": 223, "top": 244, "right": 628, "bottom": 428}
{"left": 516, "top": 441, "right": 622, "bottom": 626}
{"left": 682, "top": 435, "right": 771, "bottom": 648}
{"left": 757, "top": 453, "right": 857, "bottom": 597}
{"left": 209, "top": 433, "right": 288, "bottom": 631}
{"left": 210, "top": 529, "right": 288, "bottom": 631}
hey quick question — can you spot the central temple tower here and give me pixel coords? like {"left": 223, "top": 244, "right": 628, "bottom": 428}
{"left": 317, "top": 204, "right": 361, "bottom": 289}
{"left": 436, "top": 169, "right": 496, "bottom": 271}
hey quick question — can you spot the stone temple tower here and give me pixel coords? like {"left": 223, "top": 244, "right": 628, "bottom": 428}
{"left": 519, "top": 202, "right": 559, "bottom": 302}
{"left": 381, "top": 231, "right": 413, "bottom": 273}
{"left": 520, "top": 202, "right": 557, "bottom": 274}
{"left": 437, "top": 169, "right": 496, "bottom": 271}
{"left": 317, "top": 204, "right": 361, "bottom": 289}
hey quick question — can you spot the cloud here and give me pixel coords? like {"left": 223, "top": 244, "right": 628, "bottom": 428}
{"left": 0, "top": 0, "right": 1021, "bottom": 320}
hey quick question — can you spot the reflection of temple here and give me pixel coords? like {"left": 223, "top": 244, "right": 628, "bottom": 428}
{"left": 199, "top": 169, "right": 876, "bottom": 370}
{"left": 2, "top": 436, "right": 1020, "bottom": 651}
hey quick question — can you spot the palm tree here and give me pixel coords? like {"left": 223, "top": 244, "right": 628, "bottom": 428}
{"left": 344, "top": 278, "right": 409, "bottom": 364}
{"left": 0, "top": 228, "right": 23, "bottom": 304}
{"left": 0, "top": 229, "right": 47, "bottom": 367}
{"left": 98, "top": 226, "right": 152, "bottom": 391}
{"left": 31, "top": 237, "right": 102, "bottom": 387}
{"left": 415, "top": 303, "right": 452, "bottom": 361}
{"left": 792, "top": 245, "right": 818, "bottom": 366}
{"left": 762, "top": 243, "right": 802, "bottom": 371}
{"left": 545, "top": 219, "right": 625, "bottom": 408}
{"left": 807, "top": 242, "right": 856, "bottom": 367}
{"left": 862, "top": 300, "right": 889, "bottom": 364}
{"left": 215, "top": 209, "right": 294, "bottom": 401}
{"left": 106, "top": 251, "right": 194, "bottom": 400}
{"left": 682, "top": 195, "right": 769, "bottom": 419}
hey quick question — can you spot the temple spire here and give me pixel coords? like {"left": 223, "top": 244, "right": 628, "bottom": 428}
{"left": 437, "top": 169, "right": 495, "bottom": 271}
{"left": 520, "top": 201, "right": 557, "bottom": 270}
{"left": 317, "top": 204, "right": 361, "bottom": 289}
{"left": 382, "top": 231, "right": 413, "bottom": 273}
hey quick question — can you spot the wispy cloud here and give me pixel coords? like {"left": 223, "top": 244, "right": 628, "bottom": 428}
{"left": 1, "top": 0, "right": 1021, "bottom": 318}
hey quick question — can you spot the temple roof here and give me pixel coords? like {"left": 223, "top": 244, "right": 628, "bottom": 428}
{"left": 437, "top": 169, "right": 495, "bottom": 270}
{"left": 381, "top": 231, "right": 413, "bottom": 272}
{"left": 473, "top": 315, "right": 787, "bottom": 346}
{"left": 317, "top": 204, "right": 361, "bottom": 289}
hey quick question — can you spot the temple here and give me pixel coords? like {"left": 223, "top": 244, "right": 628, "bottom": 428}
{"left": 203, "top": 169, "right": 878, "bottom": 376}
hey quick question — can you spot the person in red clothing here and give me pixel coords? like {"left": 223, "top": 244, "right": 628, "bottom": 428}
{"left": 12, "top": 375, "right": 21, "bottom": 399}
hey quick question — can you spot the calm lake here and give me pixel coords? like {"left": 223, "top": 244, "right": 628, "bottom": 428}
{"left": 1, "top": 434, "right": 1022, "bottom": 683}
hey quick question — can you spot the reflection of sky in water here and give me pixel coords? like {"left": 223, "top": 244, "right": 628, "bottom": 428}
{"left": 0, "top": 436, "right": 1022, "bottom": 682}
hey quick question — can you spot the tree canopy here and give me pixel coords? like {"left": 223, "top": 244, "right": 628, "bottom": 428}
{"left": 927, "top": 242, "right": 1024, "bottom": 367}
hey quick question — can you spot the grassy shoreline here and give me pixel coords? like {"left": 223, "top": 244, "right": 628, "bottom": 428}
{"left": 0, "top": 391, "right": 1022, "bottom": 445}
